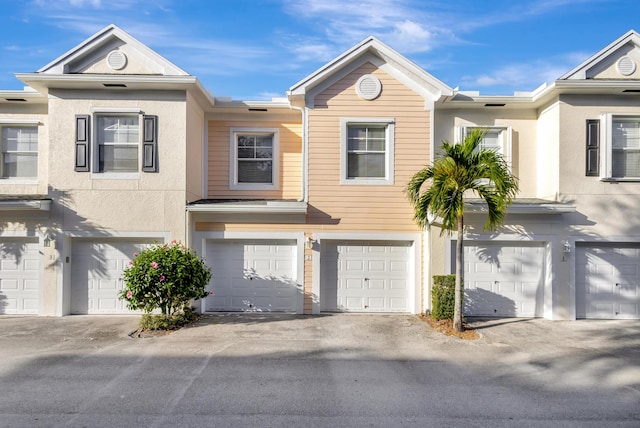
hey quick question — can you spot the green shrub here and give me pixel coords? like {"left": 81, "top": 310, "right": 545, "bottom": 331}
{"left": 431, "top": 275, "right": 462, "bottom": 321}
{"left": 119, "top": 240, "right": 212, "bottom": 319}
{"left": 139, "top": 306, "right": 199, "bottom": 331}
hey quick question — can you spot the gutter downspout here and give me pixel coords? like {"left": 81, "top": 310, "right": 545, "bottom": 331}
{"left": 289, "top": 104, "right": 308, "bottom": 203}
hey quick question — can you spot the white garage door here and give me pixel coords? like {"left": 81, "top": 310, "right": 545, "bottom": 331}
{"left": 204, "top": 239, "right": 300, "bottom": 312}
{"left": 576, "top": 244, "right": 640, "bottom": 319}
{"left": 462, "top": 242, "right": 544, "bottom": 317}
{"left": 321, "top": 241, "right": 411, "bottom": 312}
{"left": 71, "top": 239, "right": 156, "bottom": 314}
{"left": 0, "top": 238, "right": 40, "bottom": 314}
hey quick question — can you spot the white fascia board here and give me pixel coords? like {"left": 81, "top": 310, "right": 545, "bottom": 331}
{"left": 0, "top": 200, "right": 51, "bottom": 211}
{"left": 559, "top": 30, "right": 640, "bottom": 80}
{"left": 288, "top": 36, "right": 452, "bottom": 99}
{"left": 289, "top": 36, "right": 376, "bottom": 95}
{"left": 186, "top": 201, "right": 308, "bottom": 214}
{"left": 37, "top": 24, "right": 189, "bottom": 76}
{"left": 465, "top": 202, "right": 576, "bottom": 214}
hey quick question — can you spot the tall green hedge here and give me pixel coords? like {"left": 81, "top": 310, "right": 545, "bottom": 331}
{"left": 431, "top": 274, "right": 462, "bottom": 320}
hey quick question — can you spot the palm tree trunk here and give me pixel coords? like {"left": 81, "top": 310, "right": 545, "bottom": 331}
{"left": 454, "top": 215, "right": 464, "bottom": 332}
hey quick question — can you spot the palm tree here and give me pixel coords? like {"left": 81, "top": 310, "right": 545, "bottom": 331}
{"left": 406, "top": 128, "right": 519, "bottom": 332}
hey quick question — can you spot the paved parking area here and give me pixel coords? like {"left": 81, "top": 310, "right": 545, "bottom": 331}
{"left": 0, "top": 314, "right": 638, "bottom": 427}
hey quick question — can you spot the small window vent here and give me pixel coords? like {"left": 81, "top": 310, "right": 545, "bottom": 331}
{"left": 356, "top": 74, "right": 382, "bottom": 100}
{"left": 617, "top": 56, "right": 636, "bottom": 76}
{"left": 107, "top": 50, "right": 127, "bottom": 70}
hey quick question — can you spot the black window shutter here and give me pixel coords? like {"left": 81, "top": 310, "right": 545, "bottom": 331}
{"left": 142, "top": 115, "right": 158, "bottom": 172}
{"left": 75, "top": 115, "right": 90, "bottom": 172}
{"left": 586, "top": 119, "right": 600, "bottom": 176}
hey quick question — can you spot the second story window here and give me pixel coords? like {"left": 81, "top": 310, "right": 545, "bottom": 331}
{"left": 460, "top": 126, "right": 512, "bottom": 170}
{"left": 230, "top": 128, "right": 279, "bottom": 190}
{"left": 340, "top": 118, "right": 395, "bottom": 185}
{"left": 347, "top": 125, "right": 386, "bottom": 178}
{"left": 612, "top": 116, "right": 640, "bottom": 178}
{"left": 97, "top": 115, "right": 139, "bottom": 173}
{"left": 1, "top": 126, "right": 38, "bottom": 179}
{"left": 74, "top": 112, "right": 158, "bottom": 176}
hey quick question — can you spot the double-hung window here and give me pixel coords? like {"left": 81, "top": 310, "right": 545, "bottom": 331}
{"left": 1, "top": 126, "right": 38, "bottom": 179}
{"left": 459, "top": 125, "right": 512, "bottom": 170}
{"left": 230, "top": 128, "right": 279, "bottom": 190}
{"left": 598, "top": 115, "right": 640, "bottom": 179}
{"left": 340, "top": 118, "right": 394, "bottom": 185}
{"left": 74, "top": 111, "right": 158, "bottom": 176}
{"left": 97, "top": 115, "right": 139, "bottom": 173}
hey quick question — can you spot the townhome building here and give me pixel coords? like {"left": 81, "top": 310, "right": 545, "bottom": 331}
{"left": 1, "top": 24, "right": 638, "bottom": 320}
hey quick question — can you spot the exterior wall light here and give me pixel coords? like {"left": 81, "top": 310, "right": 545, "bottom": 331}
{"left": 43, "top": 234, "right": 54, "bottom": 247}
{"left": 562, "top": 240, "right": 571, "bottom": 254}
{"left": 305, "top": 236, "right": 315, "bottom": 250}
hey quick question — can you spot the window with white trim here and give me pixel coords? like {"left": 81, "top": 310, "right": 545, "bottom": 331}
{"left": 96, "top": 115, "right": 139, "bottom": 173}
{"left": 1, "top": 126, "right": 38, "bottom": 179}
{"left": 230, "top": 128, "right": 279, "bottom": 190}
{"left": 600, "top": 114, "right": 640, "bottom": 179}
{"left": 74, "top": 112, "right": 158, "bottom": 176}
{"left": 340, "top": 118, "right": 394, "bottom": 185}
{"left": 459, "top": 125, "right": 512, "bottom": 169}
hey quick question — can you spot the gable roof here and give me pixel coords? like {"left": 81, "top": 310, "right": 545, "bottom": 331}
{"left": 287, "top": 36, "right": 453, "bottom": 107}
{"left": 15, "top": 24, "right": 215, "bottom": 110}
{"left": 559, "top": 29, "right": 640, "bottom": 80}
{"left": 37, "top": 24, "right": 188, "bottom": 76}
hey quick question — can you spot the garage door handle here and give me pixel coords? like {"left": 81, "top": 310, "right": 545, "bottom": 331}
{"left": 364, "top": 278, "right": 370, "bottom": 281}
{"left": 615, "top": 283, "right": 620, "bottom": 287}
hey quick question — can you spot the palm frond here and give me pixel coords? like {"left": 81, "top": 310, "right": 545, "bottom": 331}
{"left": 406, "top": 128, "right": 519, "bottom": 233}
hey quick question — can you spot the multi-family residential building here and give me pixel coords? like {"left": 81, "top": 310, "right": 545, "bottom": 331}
{"left": 1, "top": 24, "right": 638, "bottom": 320}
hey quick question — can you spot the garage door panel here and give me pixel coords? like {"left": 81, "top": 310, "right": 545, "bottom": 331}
{"left": 321, "top": 241, "right": 411, "bottom": 313}
{"left": 205, "top": 239, "right": 299, "bottom": 312}
{"left": 576, "top": 244, "right": 640, "bottom": 319}
{"left": 463, "top": 242, "right": 544, "bottom": 317}
{"left": 0, "top": 239, "right": 40, "bottom": 315}
{"left": 71, "top": 239, "right": 155, "bottom": 314}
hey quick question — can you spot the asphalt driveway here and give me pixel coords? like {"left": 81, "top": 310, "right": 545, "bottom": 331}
{"left": 0, "top": 314, "right": 638, "bottom": 427}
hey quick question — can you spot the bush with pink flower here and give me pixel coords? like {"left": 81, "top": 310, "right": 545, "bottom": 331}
{"left": 119, "top": 241, "right": 212, "bottom": 321}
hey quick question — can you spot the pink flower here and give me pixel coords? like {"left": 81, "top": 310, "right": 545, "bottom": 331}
{"left": 126, "top": 291, "right": 133, "bottom": 299}
{"left": 159, "top": 275, "right": 165, "bottom": 282}
{"left": 128, "top": 260, "right": 133, "bottom": 266}
{"left": 133, "top": 253, "right": 137, "bottom": 257}
{"left": 172, "top": 239, "right": 177, "bottom": 244}
{"left": 151, "top": 262, "right": 158, "bottom": 269}
{"left": 209, "top": 290, "right": 215, "bottom": 296}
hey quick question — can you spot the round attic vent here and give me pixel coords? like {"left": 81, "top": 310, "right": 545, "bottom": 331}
{"left": 616, "top": 56, "right": 636, "bottom": 76}
{"left": 356, "top": 74, "right": 382, "bottom": 100}
{"left": 107, "top": 50, "right": 127, "bottom": 70}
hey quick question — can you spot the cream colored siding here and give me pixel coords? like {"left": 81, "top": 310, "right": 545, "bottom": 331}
{"left": 186, "top": 93, "right": 205, "bottom": 202}
{"left": 307, "top": 63, "right": 429, "bottom": 232}
{"left": 207, "top": 120, "right": 302, "bottom": 199}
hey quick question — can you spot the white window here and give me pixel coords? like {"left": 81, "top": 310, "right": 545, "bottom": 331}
{"left": 459, "top": 126, "right": 512, "bottom": 169}
{"left": 96, "top": 115, "right": 139, "bottom": 173}
{"left": 601, "top": 114, "right": 640, "bottom": 179}
{"left": 75, "top": 111, "right": 157, "bottom": 176}
{"left": 230, "top": 128, "right": 279, "bottom": 190}
{"left": 340, "top": 117, "right": 394, "bottom": 185}
{"left": 1, "top": 126, "right": 38, "bottom": 179}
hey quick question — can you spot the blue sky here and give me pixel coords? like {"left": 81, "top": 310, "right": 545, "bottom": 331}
{"left": 1, "top": 0, "right": 640, "bottom": 100}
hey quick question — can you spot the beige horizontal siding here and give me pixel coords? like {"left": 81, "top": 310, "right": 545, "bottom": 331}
{"left": 207, "top": 120, "right": 302, "bottom": 200}
{"left": 306, "top": 62, "right": 430, "bottom": 233}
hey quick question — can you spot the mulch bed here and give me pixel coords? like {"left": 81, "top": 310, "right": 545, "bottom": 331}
{"left": 420, "top": 314, "right": 480, "bottom": 340}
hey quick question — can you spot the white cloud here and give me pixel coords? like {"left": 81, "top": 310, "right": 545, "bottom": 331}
{"left": 459, "top": 52, "right": 592, "bottom": 93}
